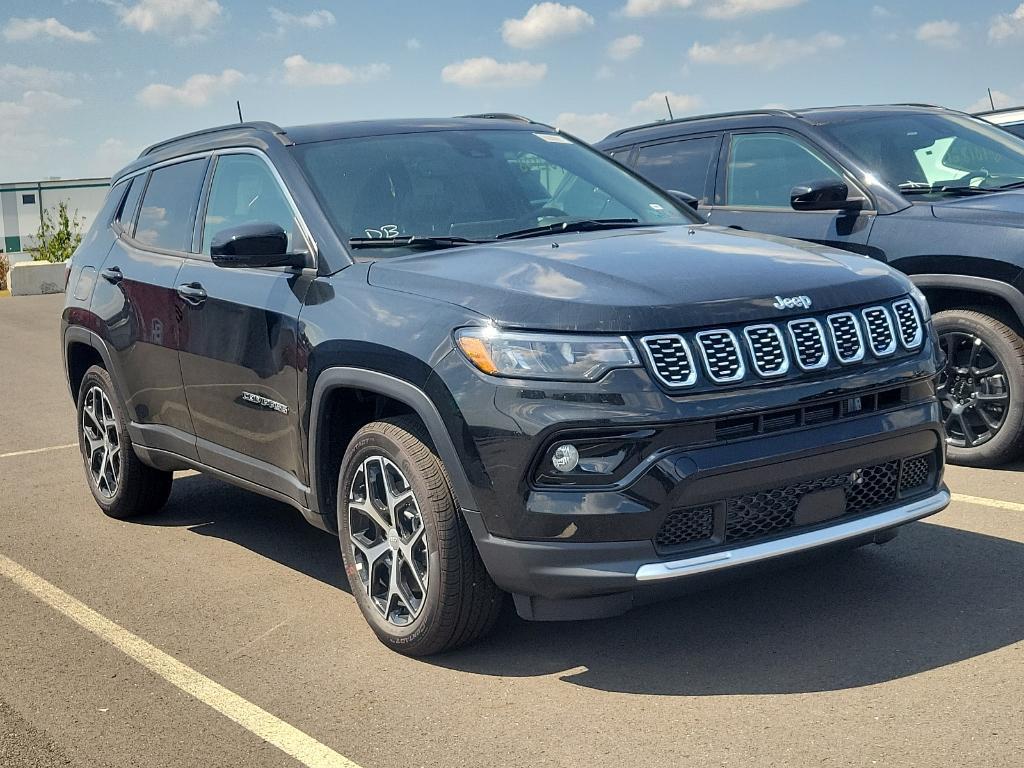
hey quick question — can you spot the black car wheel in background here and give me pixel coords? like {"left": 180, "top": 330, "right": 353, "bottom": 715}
{"left": 933, "top": 310, "right": 1024, "bottom": 466}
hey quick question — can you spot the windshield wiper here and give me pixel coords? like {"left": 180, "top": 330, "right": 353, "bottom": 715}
{"left": 348, "top": 235, "right": 488, "bottom": 250}
{"left": 990, "top": 180, "right": 1024, "bottom": 192}
{"left": 496, "top": 218, "right": 642, "bottom": 240}
{"left": 899, "top": 184, "right": 990, "bottom": 197}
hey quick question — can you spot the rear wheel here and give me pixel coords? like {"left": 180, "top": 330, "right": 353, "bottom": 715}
{"left": 934, "top": 309, "right": 1024, "bottom": 467}
{"left": 76, "top": 365, "right": 173, "bottom": 518}
{"left": 337, "top": 417, "right": 503, "bottom": 656}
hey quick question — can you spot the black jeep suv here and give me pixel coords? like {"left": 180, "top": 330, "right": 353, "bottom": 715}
{"left": 63, "top": 116, "right": 948, "bottom": 655}
{"left": 598, "top": 104, "right": 1024, "bottom": 467}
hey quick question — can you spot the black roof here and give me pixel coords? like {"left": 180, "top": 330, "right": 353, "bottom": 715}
{"left": 598, "top": 103, "right": 963, "bottom": 146}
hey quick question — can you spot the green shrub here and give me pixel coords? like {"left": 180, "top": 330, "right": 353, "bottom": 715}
{"left": 0, "top": 254, "right": 8, "bottom": 291}
{"left": 30, "top": 201, "right": 83, "bottom": 264}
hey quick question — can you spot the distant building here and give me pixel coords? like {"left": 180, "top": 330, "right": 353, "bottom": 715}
{"left": 0, "top": 177, "right": 110, "bottom": 254}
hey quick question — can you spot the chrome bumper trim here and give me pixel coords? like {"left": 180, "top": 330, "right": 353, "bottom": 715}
{"left": 635, "top": 488, "right": 950, "bottom": 583}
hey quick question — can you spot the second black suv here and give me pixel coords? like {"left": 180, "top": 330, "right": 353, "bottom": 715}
{"left": 63, "top": 116, "right": 947, "bottom": 655}
{"left": 599, "top": 105, "right": 1024, "bottom": 466}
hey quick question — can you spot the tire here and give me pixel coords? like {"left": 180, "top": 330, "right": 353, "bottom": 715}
{"left": 76, "top": 365, "right": 173, "bottom": 519}
{"left": 337, "top": 416, "right": 503, "bottom": 656}
{"left": 933, "top": 309, "right": 1024, "bottom": 467}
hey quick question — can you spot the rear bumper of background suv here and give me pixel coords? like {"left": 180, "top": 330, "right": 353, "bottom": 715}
{"left": 463, "top": 409, "right": 947, "bottom": 621}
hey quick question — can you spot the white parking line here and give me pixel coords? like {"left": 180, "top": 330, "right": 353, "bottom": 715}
{"left": 952, "top": 493, "right": 1024, "bottom": 514}
{"left": 0, "top": 554, "right": 362, "bottom": 768}
{"left": 0, "top": 443, "right": 77, "bottom": 459}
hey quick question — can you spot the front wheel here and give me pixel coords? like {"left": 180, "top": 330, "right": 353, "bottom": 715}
{"left": 934, "top": 309, "right": 1024, "bottom": 467}
{"left": 337, "top": 417, "right": 503, "bottom": 656}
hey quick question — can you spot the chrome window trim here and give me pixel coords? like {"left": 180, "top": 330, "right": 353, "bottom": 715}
{"left": 861, "top": 305, "right": 898, "bottom": 357}
{"left": 892, "top": 298, "right": 924, "bottom": 349}
{"left": 695, "top": 329, "right": 746, "bottom": 384}
{"left": 826, "top": 312, "right": 866, "bottom": 364}
{"left": 786, "top": 318, "right": 830, "bottom": 371}
{"left": 743, "top": 323, "right": 790, "bottom": 378}
{"left": 640, "top": 334, "right": 698, "bottom": 388}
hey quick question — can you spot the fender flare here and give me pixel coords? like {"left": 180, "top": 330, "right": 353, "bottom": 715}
{"left": 307, "top": 367, "right": 479, "bottom": 519}
{"left": 910, "top": 274, "right": 1024, "bottom": 324}
{"left": 63, "top": 326, "right": 127, "bottom": 404}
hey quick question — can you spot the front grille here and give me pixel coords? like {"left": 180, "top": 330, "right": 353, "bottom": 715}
{"left": 788, "top": 318, "right": 829, "bottom": 370}
{"left": 826, "top": 312, "right": 866, "bottom": 363}
{"left": 862, "top": 306, "right": 897, "bottom": 356}
{"left": 640, "top": 334, "right": 697, "bottom": 388}
{"left": 744, "top": 324, "right": 789, "bottom": 377}
{"left": 696, "top": 330, "right": 745, "bottom": 383}
{"left": 654, "top": 453, "right": 935, "bottom": 550}
{"left": 892, "top": 299, "right": 924, "bottom": 349}
{"left": 655, "top": 506, "right": 714, "bottom": 548}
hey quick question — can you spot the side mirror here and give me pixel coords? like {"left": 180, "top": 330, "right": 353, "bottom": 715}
{"left": 667, "top": 189, "right": 700, "bottom": 211}
{"left": 791, "top": 179, "right": 865, "bottom": 212}
{"left": 210, "top": 222, "right": 307, "bottom": 269}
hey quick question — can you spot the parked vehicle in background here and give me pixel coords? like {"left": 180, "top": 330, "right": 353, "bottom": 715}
{"left": 63, "top": 116, "right": 948, "bottom": 655}
{"left": 598, "top": 104, "right": 1024, "bottom": 467}
{"left": 976, "top": 106, "right": 1024, "bottom": 139}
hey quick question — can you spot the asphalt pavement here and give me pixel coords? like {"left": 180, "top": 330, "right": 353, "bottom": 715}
{"left": 1, "top": 293, "right": 1021, "bottom": 767}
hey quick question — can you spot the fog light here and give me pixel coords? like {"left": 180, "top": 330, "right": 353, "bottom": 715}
{"left": 551, "top": 444, "right": 580, "bottom": 473}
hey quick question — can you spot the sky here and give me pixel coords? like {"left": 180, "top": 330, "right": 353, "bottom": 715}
{"left": 2, "top": 0, "right": 1023, "bottom": 182}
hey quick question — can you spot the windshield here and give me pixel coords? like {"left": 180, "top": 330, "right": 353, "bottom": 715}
{"left": 291, "top": 128, "right": 696, "bottom": 252}
{"left": 820, "top": 112, "right": 1024, "bottom": 199}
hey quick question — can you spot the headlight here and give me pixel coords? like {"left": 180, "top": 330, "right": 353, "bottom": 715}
{"left": 455, "top": 327, "right": 640, "bottom": 381}
{"left": 908, "top": 283, "right": 932, "bottom": 321}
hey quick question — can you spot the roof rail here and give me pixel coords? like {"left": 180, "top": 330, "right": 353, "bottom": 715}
{"left": 458, "top": 113, "right": 536, "bottom": 123}
{"left": 606, "top": 109, "right": 799, "bottom": 139}
{"left": 973, "top": 104, "right": 1024, "bottom": 116}
{"left": 140, "top": 121, "right": 288, "bottom": 157}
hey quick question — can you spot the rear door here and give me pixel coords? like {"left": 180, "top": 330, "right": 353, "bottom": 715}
{"left": 175, "top": 150, "right": 315, "bottom": 500}
{"left": 90, "top": 158, "right": 209, "bottom": 459}
{"left": 706, "top": 130, "right": 876, "bottom": 255}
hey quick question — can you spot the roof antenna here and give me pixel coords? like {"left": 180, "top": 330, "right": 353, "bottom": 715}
{"left": 236, "top": 100, "right": 244, "bottom": 124}
{"left": 988, "top": 88, "right": 996, "bottom": 111}
{"left": 664, "top": 95, "right": 674, "bottom": 121}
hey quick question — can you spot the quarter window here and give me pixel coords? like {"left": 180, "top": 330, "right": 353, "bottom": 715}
{"left": 117, "top": 177, "right": 144, "bottom": 232}
{"left": 202, "top": 154, "right": 300, "bottom": 255}
{"left": 134, "top": 159, "right": 207, "bottom": 252}
{"left": 636, "top": 137, "right": 719, "bottom": 201}
{"left": 726, "top": 132, "right": 844, "bottom": 208}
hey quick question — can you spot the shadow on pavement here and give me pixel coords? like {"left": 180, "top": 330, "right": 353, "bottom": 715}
{"left": 151, "top": 474, "right": 1024, "bottom": 695}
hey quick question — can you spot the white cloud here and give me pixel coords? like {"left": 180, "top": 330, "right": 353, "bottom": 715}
{"left": 554, "top": 112, "right": 622, "bottom": 141}
{"left": 96, "top": 138, "right": 139, "bottom": 173}
{"left": 441, "top": 57, "right": 547, "bottom": 88}
{"left": 406, "top": 37, "right": 422, "bottom": 50}
{"left": 3, "top": 17, "right": 97, "bottom": 43}
{"left": 608, "top": 34, "right": 644, "bottom": 61}
{"left": 502, "top": 3, "right": 594, "bottom": 48}
{"left": 269, "top": 7, "right": 335, "bottom": 29}
{"left": 915, "top": 19, "right": 960, "bottom": 48}
{"left": 21, "top": 91, "right": 82, "bottom": 111}
{"left": 116, "top": 0, "right": 222, "bottom": 35}
{"left": 137, "top": 69, "right": 244, "bottom": 108}
{"left": 282, "top": 55, "right": 389, "bottom": 86}
{"left": 631, "top": 91, "right": 702, "bottom": 116}
{"left": 621, "top": 0, "right": 804, "bottom": 19}
{"left": 689, "top": 32, "right": 844, "bottom": 70}
{"left": 967, "top": 90, "right": 1017, "bottom": 114}
{"left": 870, "top": 5, "right": 891, "bottom": 18}
{"left": 990, "top": 3, "right": 1024, "bottom": 42}
{"left": 554, "top": 91, "right": 702, "bottom": 141}
{"left": 0, "top": 64, "right": 75, "bottom": 91}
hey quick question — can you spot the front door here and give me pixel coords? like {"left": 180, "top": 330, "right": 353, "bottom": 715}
{"left": 706, "top": 131, "right": 877, "bottom": 257}
{"left": 176, "top": 151, "right": 313, "bottom": 499}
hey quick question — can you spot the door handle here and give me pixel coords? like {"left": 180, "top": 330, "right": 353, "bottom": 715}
{"left": 100, "top": 266, "right": 123, "bottom": 284}
{"left": 176, "top": 282, "right": 207, "bottom": 307}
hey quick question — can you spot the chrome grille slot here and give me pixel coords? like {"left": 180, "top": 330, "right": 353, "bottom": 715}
{"left": 640, "top": 334, "right": 697, "bottom": 388}
{"left": 827, "top": 312, "right": 865, "bottom": 363}
{"left": 744, "top": 324, "right": 789, "bottom": 378}
{"left": 787, "top": 318, "right": 829, "bottom": 371}
{"left": 892, "top": 299, "right": 924, "bottom": 349}
{"left": 696, "top": 330, "right": 745, "bottom": 383}
{"left": 862, "top": 306, "right": 897, "bottom": 357}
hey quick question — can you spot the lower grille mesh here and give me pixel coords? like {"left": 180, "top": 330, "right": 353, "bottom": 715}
{"left": 655, "top": 453, "right": 934, "bottom": 550}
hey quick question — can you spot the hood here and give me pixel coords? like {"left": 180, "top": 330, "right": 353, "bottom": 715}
{"left": 931, "top": 190, "right": 1024, "bottom": 227}
{"left": 366, "top": 225, "right": 910, "bottom": 333}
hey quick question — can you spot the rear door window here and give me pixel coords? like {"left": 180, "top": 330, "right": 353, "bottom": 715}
{"left": 116, "top": 176, "right": 145, "bottom": 233}
{"left": 134, "top": 159, "right": 208, "bottom": 252}
{"left": 635, "top": 136, "right": 720, "bottom": 201}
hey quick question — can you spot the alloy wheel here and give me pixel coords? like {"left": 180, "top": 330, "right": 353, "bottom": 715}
{"left": 82, "top": 386, "right": 121, "bottom": 499}
{"left": 937, "top": 330, "right": 1010, "bottom": 449}
{"left": 347, "top": 455, "right": 429, "bottom": 626}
